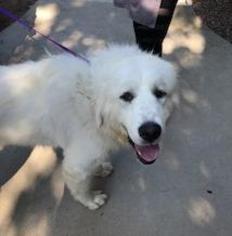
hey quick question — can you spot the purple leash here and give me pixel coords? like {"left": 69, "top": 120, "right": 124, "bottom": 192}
{"left": 0, "top": 6, "right": 90, "bottom": 64}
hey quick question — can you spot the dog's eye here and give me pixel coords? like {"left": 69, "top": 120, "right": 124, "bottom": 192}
{"left": 120, "top": 91, "right": 134, "bottom": 102}
{"left": 153, "top": 88, "right": 167, "bottom": 99}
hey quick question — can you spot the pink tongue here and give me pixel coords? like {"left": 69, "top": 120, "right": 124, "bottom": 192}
{"left": 134, "top": 144, "right": 160, "bottom": 162}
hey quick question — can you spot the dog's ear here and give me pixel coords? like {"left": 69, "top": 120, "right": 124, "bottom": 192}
{"left": 96, "top": 111, "right": 104, "bottom": 128}
{"left": 75, "top": 73, "right": 93, "bottom": 100}
{"left": 164, "top": 90, "right": 179, "bottom": 122}
{"left": 95, "top": 100, "right": 105, "bottom": 128}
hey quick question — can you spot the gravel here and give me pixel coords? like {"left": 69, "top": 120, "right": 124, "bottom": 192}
{"left": 192, "top": 0, "right": 232, "bottom": 43}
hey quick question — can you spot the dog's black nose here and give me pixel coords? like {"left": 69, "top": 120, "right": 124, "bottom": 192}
{"left": 138, "top": 122, "right": 162, "bottom": 143}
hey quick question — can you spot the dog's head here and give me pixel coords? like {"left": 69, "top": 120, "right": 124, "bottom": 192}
{"left": 89, "top": 45, "right": 178, "bottom": 164}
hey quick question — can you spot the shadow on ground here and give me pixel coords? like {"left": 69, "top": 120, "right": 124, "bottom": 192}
{"left": 9, "top": 0, "right": 134, "bottom": 63}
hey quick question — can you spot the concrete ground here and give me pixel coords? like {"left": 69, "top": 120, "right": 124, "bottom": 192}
{"left": 0, "top": 0, "right": 232, "bottom": 235}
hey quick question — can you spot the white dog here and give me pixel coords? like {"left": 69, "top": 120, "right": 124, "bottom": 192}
{"left": 0, "top": 45, "right": 177, "bottom": 210}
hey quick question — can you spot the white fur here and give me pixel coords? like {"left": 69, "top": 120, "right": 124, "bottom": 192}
{"left": 0, "top": 45, "right": 177, "bottom": 209}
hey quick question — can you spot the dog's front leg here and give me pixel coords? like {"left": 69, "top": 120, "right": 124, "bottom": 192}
{"left": 63, "top": 168, "right": 107, "bottom": 210}
{"left": 62, "top": 145, "right": 108, "bottom": 210}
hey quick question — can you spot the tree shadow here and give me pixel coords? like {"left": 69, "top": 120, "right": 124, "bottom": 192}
{"left": 9, "top": 0, "right": 134, "bottom": 63}
{"left": 0, "top": 146, "right": 32, "bottom": 186}
{"left": 0, "top": 147, "right": 64, "bottom": 235}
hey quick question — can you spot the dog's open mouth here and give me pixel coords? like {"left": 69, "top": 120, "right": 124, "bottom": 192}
{"left": 128, "top": 137, "right": 160, "bottom": 165}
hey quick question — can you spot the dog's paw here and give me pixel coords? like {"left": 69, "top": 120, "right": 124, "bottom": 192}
{"left": 95, "top": 162, "right": 114, "bottom": 177}
{"left": 85, "top": 191, "right": 108, "bottom": 210}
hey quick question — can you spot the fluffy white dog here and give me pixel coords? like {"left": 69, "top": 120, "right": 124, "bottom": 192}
{"left": 0, "top": 45, "right": 177, "bottom": 210}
